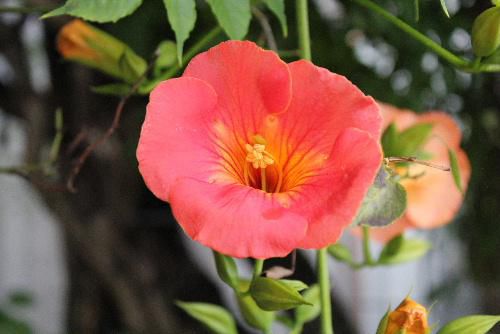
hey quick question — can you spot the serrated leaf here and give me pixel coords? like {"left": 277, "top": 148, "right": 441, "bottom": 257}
{"left": 354, "top": 165, "right": 407, "bottom": 227}
{"left": 440, "top": 0, "right": 451, "bottom": 18}
{"left": 91, "top": 83, "right": 132, "bottom": 96}
{"left": 213, "top": 251, "right": 239, "bottom": 290}
{"left": 295, "top": 285, "right": 320, "bottom": 325}
{"left": 448, "top": 149, "right": 463, "bottom": 193}
{"left": 236, "top": 293, "right": 274, "bottom": 332}
{"left": 378, "top": 235, "right": 431, "bottom": 265}
{"left": 437, "top": 315, "right": 500, "bottom": 334}
{"left": 176, "top": 301, "right": 238, "bottom": 334}
{"left": 262, "top": 0, "right": 287, "bottom": 36}
{"left": 280, "top": 280, "right": 308, "bottom": 292}
{"left": 162, "top": 0, "right": 196, "bottom": 65}
{"left": 250, "top": 277, "right": 311, "bottom": 311}
{"left": 42, "top": 0, "right": 143, "bottom": 23}
{"left": 327, "top": 243, "right": 353, "bottom": 263}
{"left": 206, "top": 0, "right": 251, "bottom": 40}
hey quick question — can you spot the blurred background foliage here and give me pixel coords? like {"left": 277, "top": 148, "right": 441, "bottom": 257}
{"left": 0, "top": 0, "right": 499, "bottom": 333}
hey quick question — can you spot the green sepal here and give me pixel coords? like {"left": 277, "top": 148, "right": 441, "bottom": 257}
{"left": 294, "top": 284, "right": 321, "bottom": 325}
{"left": 175, "top": 301, "right": 238, "bottom": 334}
{"left": 354, "top": 165, "right": 407, "bottom": 228}
{"left": 213, "top": 251, "right": 239, "bottom": 290}
{"left": 236, "top": 292, "right": 274, "bottom": 332}
{"left": 375, "top": 305, "right": 391, "bottom": 334}
{"left": 42, "top": 0, "right": 143, "bottom": 23}
{"left": 249, "top": 277, "right": 311, "bottom": 311}
{"left": 118, "top": 49, "right": 147, "bottom": 83}
{"left": 378, "top": 234, "right": 431, "bottom": 265}
{"left": 436, "top": 315, "right": 500, "bottom": 334}
{"left": 327, "top": 243, "right": 354, "bottom": 264}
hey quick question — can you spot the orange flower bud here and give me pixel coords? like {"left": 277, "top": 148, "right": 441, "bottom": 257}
{"left": 385, "top": 298, "right": 429, "bottom": 334}
{"left": 57, "top": 19, "right": 146, "bottom": 83}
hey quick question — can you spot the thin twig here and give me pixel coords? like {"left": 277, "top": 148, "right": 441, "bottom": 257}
{"left": 252, "top": 6, "right": 278, "bottom": 52}
{"left": 66, "top": 56, "right": 158, "bottom": 192}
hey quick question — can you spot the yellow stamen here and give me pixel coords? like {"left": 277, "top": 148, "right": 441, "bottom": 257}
{"left": 245, "top": 143, "right": 274, "bottom": 169}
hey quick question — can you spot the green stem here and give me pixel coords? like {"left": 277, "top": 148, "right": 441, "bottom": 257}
{"left": 252, "top": 259, "right": 264, "bottom": 281}
{"left": 296, "top": 0, "right": 312, "bottom": 61}
{"left": 317, "top": 248, "right": 334, "bottom": 334}
{"left": 362, "top": 226, "right": 375, "bottom": 265}
{"left": 352, "top": 0, "right": 469, "bottom": 69}
{"left": 140, "top": 26, "right": 223, "bottom": 93}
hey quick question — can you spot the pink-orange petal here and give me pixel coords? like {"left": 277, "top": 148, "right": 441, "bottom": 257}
{"left": 137, "top": 77, "right": 219, "bottom": 201}
{"left": 296, "top": 127, "right": 383, "bottom": 249}
{"left": 169, "top": 180, "right": 308, "bottom": 259}
{"left": 183, "top": 41, "right": 291, "bottom": 140}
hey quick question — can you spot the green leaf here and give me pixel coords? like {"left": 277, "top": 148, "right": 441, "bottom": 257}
{"left": 176, "top": 301, "right": 238, "bottom": 334}
{"left": 213, "top": 251, "right": 239, "bottom": 290}
{"left": 448, "top": 149, "right": 463, "bottom": 193}
{"left": 118, "top": 49, "right": 147, "bottom": 83}
{"left": 236, "top": 293, "right": 274, "bottom": 332}
{"left": 437, "top": 315, "right": 500, "bottom": 334}
{"left": 382, "top": 123, "right": 398, "bottom": 156}
{"left": 249, "top": 277, "right": 311, "bottom": 311}
{"left": 295, "top": 285, "right": 321, "bottom": 325}
{"left": 375, "top": 306, "right": 391, "bottom": 334}
{"left": 91, "top": 83, "right": 132, "bottom": 96}
{"left": 472, "top": 7, "right": 500, "bottom": 57}
{"left": 354, "top": 165, "right": 407, "bottom": 227}
{"left": 42, "top": 0, "right": 143, "bottom": 23}
{"left": 279, "top": 280, "right": 308, "bottom": 292}
{"left": 162, "top": 0, "right": 197, "bottom": 65}
{"left": 439, "top": 0, "right": 450, "bottom": 18}
{"left": 262, "top": 0, "right": 287, "bottom": 36}
{"left": 327, "top": 243, "right": 353, "bottom": 264}
{"left": 154, "top": 40, "right": 177, "bottom": 74}
{"left": 206, "top": 0, "right": 251, "bottom": 40}
{"left": 396, "top": 123, "right": 434, "bottom": 157}
{"left": 494, "top": 0, "right": 500, "bottom": 6}
{"left": 378, "top": 235, "right": 431, "bottom": 265}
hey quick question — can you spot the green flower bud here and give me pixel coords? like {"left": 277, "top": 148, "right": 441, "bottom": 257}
{"left": 472, "top": 7, "right": 500, "bottom": 57}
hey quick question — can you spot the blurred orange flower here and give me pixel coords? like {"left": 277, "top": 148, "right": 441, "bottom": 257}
{"left": 371, "top": 102, "right": 471, "bottom": 242}
{"left": 385, "top": 297, "right": 429, "bottom": 334}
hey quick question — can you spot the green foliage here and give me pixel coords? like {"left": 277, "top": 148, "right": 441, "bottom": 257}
{"left": 354, "top": 165, "right": 407, "bottom": 227}
{"left": 439, "top": 0, "right": 450, "bottom": 18}
{"left": 8, "top": 293, "right": 33, "bottom": 308}
{"left": 383, "top": 122, "right": 434, "bottom": 157}
{"left": 249, "top": 277, "right": 311, "bottom": 311}
{"left": 118, "top": 50, "right": 147, "bottom": 83}
{"left": 162, "top": 0, "right": 197, "bottom": 64}
{"left": 236, "top": 293, "right": 274, "bottom": 332}
{"left": 262, "top": 0, "right": 288, "bottom": 36}
{"left": 327, "top": 243, "right": 354, "bottom": 264}
{"left": 472, "top": 7, "right": 500, "bottom": 57}
{"left": 294, "top": 285, "right": 321, "bottom": 326}
{"left": 42, "top": 0, "right": 143, "bottom": 23}
{"left": 279, "top": 280, "right": 308, "bottom": 292}
{"left": 375, "top": 306, "right": 391, "bottom": 334}
{"left": 0, "top": 311, "right": 32, "bottom": 334}
{"left": 154, "top": 40, "right": 177, "bottom": 74}
{"left": 206, "top": 0, "right": 251, "bottom": 40}
{"left": 378, "top": 234, "right": 431, "bottom": 265}
{"left": 175, "top": 301, "right": 238, "bottom": 334}
{"left": 213, "top": 251, "right": 239, "bottom": 290}
{"left": 91, "top": 83, "right": 132, "bottom": 96}
{"left": 448, "top": 148, "right": 463, "bottom": 193}
{"left": 436, "top": 315, "right": 500, "bottom": 334}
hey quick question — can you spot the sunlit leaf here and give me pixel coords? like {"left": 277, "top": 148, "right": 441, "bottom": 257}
{"left": 162, "top": 0, "right": 197, "bottom": 64}
{"left": 262, "top": 0, "right": 287, "bottom": 36}
{"left": 378, "top": 235, "right": 431, "bottom": 265}
{"left": 250, "top": 277, "right": 311, "bottom": 311}
{"left": 206, "top": 0, "right": 251, "bottom": 40}
{"left": 437, "top": 315, "right": 500, "bottom": 334}
{"left": 42, "top": 0, "right": 143, "bottom": 23}
{"left": 354, "top": 165, "right": 407, "bottom": 227}
{"left": 176, "top": 301, "right": 238, "bottom": 334}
